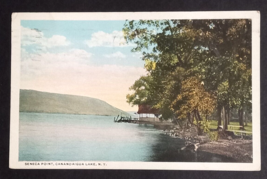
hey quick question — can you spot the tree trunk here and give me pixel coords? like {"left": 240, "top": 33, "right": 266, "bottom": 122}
{"left": 225, "top": 109, "right": 229, "bottom": 128}
{"left": 227, "top": 108, "right": 231, "bottom": 125}
{"left": 194, "top": 110, "right": 198, "bottom": 127}
{"left": 244, "top": 111, "right": 248, "bottom": 126}
{"left": 174, "top": 118, "right": 183, "bottom": 129}
{"left": 190, "top": 112, "right": 194, "bottom": 124}
{"left": 222, "top": 106, "right": 228, "bottom": 131}
{"left": 193, "top": 110, "right": 202, "bottom": 135}
{"left": 186, "top": 112, "right": 193, "bottom": 128}
{"left": 217, "top": 105, "right": 222, "bottom": 126}
{"left": 196, "top": 109, "right": 202, "bottom": 121}
{"left": 187, "top": 112, "right": 191, "bottom": 125}
{"left": 238, "top": 109, "right": 244, "bottom": 130}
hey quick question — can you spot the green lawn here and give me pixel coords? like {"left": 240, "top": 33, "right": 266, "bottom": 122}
{"left": 208, "top": 120, "right": 218, "bottom": 130}
{"left": 208, "top": 120, "right": 252, "bottom": 133}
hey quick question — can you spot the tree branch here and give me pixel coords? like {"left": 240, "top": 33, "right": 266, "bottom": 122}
{"left": 165, "top": 20, "right": 184, "bottom": 66}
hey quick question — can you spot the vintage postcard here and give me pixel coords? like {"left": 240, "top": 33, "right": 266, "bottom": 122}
{"left": 10, "top": 12, "right": 260, "bottom": 170}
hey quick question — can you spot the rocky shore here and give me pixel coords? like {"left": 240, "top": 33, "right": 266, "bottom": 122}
{"left": 199, "top": 139, "right": 252, "bottom": 162}
{"left": 123, "top": 119, "right": 253, "bottom": 162}
{"left": 157, "top": 123, "right": 253, "bottom": 163}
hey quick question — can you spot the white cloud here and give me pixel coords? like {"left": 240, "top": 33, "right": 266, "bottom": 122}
{"left": 46, "top": 35, "right": 70, "bottom": 47}
{"left": 21, "top": 48, "right": 92, "bottom": 62}
{"left": 85, "top": 31, "right": 131, "bottom": 48}
{"left": 21, "top": 48, "right": 92, "bottom": 77}
{"left": 68, "top": 49, "right": 92, "bottom": 59}
{"left": 104, "top": 51, "right": 126, "bottom": 59}
{"left": 21, "top": 48, "right": 34, "bottom": 61}
{"left": 21, "top": 27, "right": 71, "bottom": 49}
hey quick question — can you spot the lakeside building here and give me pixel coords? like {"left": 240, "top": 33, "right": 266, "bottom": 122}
{"left": 137, "top": 104, "right": 160, "bottom": 122}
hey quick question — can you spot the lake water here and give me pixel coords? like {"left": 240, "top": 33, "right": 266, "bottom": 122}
{"left": 19, "top": 112, "right": 235, "bottom": 162}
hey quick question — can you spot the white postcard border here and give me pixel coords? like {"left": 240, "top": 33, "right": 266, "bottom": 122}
{"left": 10, "top": 11, "right": 261, "bottom": 170}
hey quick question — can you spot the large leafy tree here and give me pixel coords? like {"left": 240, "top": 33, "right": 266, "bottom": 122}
{"left": 126, "top": 75, "right": 154, "bottom": 106}
{"left": 186, "top": 19, "right": 252, "bottom": 129}
{"left": 171, "top": 77, "right": 216, "bottom": 134}
{"left": 124, "top": 19, "right": 251, "bottom": 133}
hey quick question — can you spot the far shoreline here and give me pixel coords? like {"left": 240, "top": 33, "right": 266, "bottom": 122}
{"left": 19, "top": 111, "right": 131, "bottom": 117}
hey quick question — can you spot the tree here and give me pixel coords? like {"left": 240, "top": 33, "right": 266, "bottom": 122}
{"left": 126, "top": 75, "right": 154, "bottom": 106}
{"left": 171, "top": 77, "right": 216, "bottom": 134}
{"left": 124, "top": 19, "right": 252, "bottom": 135}
{"left": 188, "top": 19, "right": 252, "bottom": 129}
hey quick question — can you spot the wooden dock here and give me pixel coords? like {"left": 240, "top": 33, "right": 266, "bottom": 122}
{"left": 114, "top": 115, "right": 138, "bottom": 123}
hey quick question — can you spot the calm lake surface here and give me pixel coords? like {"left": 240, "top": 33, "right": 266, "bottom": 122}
{"left": 19, "top": 112, "right": 235, "bottom": 162}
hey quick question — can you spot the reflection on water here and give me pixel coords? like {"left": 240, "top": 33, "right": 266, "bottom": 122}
{"left": 19, "top": 112, "right": 235, "bottom": 162}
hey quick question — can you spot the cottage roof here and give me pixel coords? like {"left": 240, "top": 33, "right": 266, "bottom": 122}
{"left": 137, "top": 104, "right": 159, "bottom": 114}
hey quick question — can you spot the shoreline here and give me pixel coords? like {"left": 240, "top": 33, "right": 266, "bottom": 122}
{"left": 198, "top": 139, "right": 252, "bottom": 162}
{"left": 21, "top": 114, "right": 253, "bottom": 162}
{"left": 19, "top": 111, "right": 130, "bottom": 117}
{"left": 137, "top": 120, "right": 253, "bottom": 163}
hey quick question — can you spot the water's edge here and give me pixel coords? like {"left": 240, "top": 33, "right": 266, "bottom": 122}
{"left": 19, "top": 112, "right": 236, "bottom": 162}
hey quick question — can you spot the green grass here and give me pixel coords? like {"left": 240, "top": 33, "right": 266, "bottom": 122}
{"left": 208, "top": 120, "right": 252, "bottom": 133}
{"left": 228, "top": 121, "right": 252, "bottom": 132}
{"left": 208, "top": 120, "right": 218, "bottom": 130}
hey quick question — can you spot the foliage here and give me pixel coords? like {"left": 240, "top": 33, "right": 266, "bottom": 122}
{"left": 124, "top": 19, "right": 252, "bottom": 137}
{"left": 172, "top": 77, "right": 216, "bottom": 120}
{"left": 126, "top": 75, "right": 153, "bottom": 106}
{"left": 208, "top": 131, "right": 219, "bottom": 141}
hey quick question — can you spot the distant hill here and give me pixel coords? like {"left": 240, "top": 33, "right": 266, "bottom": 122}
{"left": 20, "top": 89, "right": 129, "bottom": 116}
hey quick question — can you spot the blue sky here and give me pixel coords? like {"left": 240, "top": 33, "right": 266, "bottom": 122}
{"left": 21, "top": 20, "right": 144, "bottom": 67}
{"left": 20, "top": 20, "right": 146, "bottom": 111}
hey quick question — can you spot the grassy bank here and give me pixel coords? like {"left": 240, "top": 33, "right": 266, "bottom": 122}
{"left": 208, "top": 120, "right": 252, "bottom": 134}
